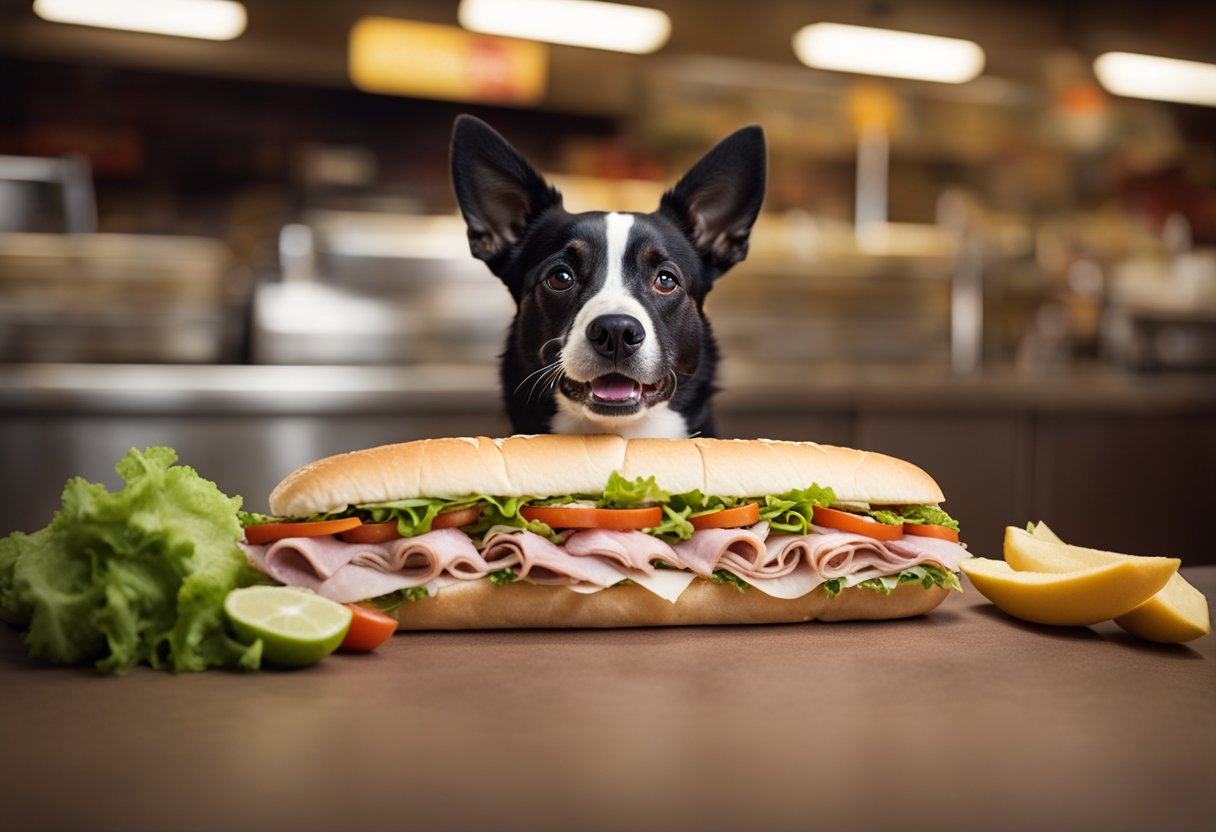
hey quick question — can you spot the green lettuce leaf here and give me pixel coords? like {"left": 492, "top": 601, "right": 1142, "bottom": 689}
{"left": 647, "top": 504, "right": 695, "bottom": 540}
{"left": 0, "top": 447, "right": 264, "bottom": 674}
{"left": 837, "top": 564, "right": 962, "bottom": 597}
{"left": 869, "top": 505, "right": 960, "bottom": 532}
{"left": 487, "top": 568, "right": 518, "bottom": 586}
{"left": 297, "top": 494, "right": 554, "bottom": 541}
{"left": 709, "top": 570, "right": 749, "bottom": 592}
{"left": 645, "top": 484, "right": 837, "bottom": 542}
{"left": 600, "top": 472, "right": 670, "bottom": 507}
{"left": 763, "top": 485, "right": 837, "bottom": 534}
{"left": 365, "top": 585, "right": 430, "bottom": 615}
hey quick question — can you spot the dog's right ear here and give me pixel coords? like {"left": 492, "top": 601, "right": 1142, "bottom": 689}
{"left": 451, "top": 115, "right": 562, "bottom": 272}
{"left": 658, "top": 125, "right": 767, "bottom": 279}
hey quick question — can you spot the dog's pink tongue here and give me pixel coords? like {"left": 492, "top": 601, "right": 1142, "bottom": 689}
{"left": 591, "top": 374, "right": 639, "bottom": 401}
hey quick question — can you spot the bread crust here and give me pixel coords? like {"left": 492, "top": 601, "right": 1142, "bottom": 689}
{"left": 269, "top": 435, "right": 945, "bottom": 516}
{"left": 393, "top": 580, "right": 951, "bottom": 630}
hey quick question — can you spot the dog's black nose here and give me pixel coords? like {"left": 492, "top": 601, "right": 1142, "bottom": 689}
{"left": 586, "top": 314, "right": 645, "bottom": 360}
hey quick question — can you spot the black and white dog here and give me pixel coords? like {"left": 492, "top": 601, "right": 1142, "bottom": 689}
{"left": 451, "top": 115, "right": 766, "bottom": 439}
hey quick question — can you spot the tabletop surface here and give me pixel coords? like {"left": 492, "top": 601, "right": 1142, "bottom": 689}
{"left": 2, "top": 568, "right": 1212, "bottom": 832}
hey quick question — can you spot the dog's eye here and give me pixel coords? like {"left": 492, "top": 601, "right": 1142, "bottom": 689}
{"left": 545, "top": 268, "right": 575, "bottom": 292}
{"left": 653, "top": 271, "right": 679, "bottom": 294}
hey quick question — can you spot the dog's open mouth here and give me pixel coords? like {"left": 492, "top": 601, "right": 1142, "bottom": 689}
{"left": 560, "top": 372, "right": 672, "bottom": 415}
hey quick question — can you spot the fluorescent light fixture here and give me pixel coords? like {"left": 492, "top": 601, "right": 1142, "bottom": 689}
{"left": 458, "top": 0, "right": 670, "bottom": 54}
{"left": 1094, "top": 52, "right": 1216, "bottom": 108}
{"left": 793, "top": 23, "right": 984, "bottom": 84}
{"left": 33, "top": 0, "right": 247, "bottom": 41}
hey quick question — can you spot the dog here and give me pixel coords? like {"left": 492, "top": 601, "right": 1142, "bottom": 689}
{"left": 450, "top": 115, "right": 766, "bottom": 439}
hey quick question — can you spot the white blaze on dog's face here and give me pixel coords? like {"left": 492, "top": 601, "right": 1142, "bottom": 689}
{"left": 558, "top": 213, "right": 667, "bottom": 428}
{"left": 450, "top": 115, "right": 767, "bottom": 438}
{"left": 535, "top": 208, "right": 714, "bottom": 436}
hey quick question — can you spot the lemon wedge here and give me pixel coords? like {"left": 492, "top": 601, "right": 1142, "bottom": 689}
{"left": 1010, "top": 525, "right": 1210, "bottom": 643}
{"left": 960, "top": 555, "right": 1178, "bottom": 627}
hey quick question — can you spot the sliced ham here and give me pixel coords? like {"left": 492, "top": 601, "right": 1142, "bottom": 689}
{"left": 670, "top": 522, "right": 770, "bottom": 576}
{"left": 563, "top": 529, "right": 679, "bottom": 574}
{"left": 482, "top": 530, "right": 631, "bottom": 588}
{"left": 241, "top": 528, "right": 513, "bottom": 603}
{"left": 239, "top": 535, "right": 356, "bottom": 592}
{"left": 804, "top": 530, "right": 903, "bottom": 579}
{"left": 803, "top": 525, "right": 969, "bottom": 579}
{"left": 886, "top": 534, "right": 970, "bottom": 570}
{"left": 350, "top": 528, "right": 504, "bottom": 583}
{"left": 240, "top": 521, "right": 966, "bottom": 606}
{"left": 318, "top": 570, "right": 468, "bottom": 605}
{"left": 318, "top": 564, "right": 426, "bottom": 604}
{"left": 744, "top": 563, "right": 826, "bottom": 599}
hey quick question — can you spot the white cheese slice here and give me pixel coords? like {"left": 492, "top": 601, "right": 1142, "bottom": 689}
{"left": 629, "top": 569, "right": 697, "bottom": 604}
{"left": 547, "top": 568, "right": 697, "bottom": 604}
{"left": 732, "top": 565, "right": 825, "bottom": 599}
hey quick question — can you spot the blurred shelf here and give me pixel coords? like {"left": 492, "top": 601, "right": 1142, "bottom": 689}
{"left": 1, "top": 362, "right": 1213, "bottom": 416}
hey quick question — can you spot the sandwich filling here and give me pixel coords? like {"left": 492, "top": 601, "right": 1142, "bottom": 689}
{"left": 240, "top": 473, "right": 966, "bottom": 612}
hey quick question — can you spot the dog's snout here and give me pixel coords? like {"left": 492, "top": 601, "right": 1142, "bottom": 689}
{"left": 586, "top": 314, "right": 645, "bottom": 360}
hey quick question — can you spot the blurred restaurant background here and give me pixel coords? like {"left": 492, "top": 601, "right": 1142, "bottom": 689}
{"left": 0, "top": 0, "right": 1213, "bottom": 563}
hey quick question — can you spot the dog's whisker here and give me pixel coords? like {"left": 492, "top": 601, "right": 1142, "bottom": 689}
{"left": 540, "top": 366, "right": 566, "bottom": 397}
{"left": 514, "top": 359, "right": 562, "bottom": 398}
{"left": 528, "top": 371, "right": 552, "bottom": 404}
{"left": 526, "top": 361, "right": 566, "bottom": 405}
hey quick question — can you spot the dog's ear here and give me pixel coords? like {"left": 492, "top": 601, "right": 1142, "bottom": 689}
{"left": 451, "top": 115, "right": 562, "bottom": 271}
{"left": 658, "top": 125, "right": 766, "bottom": 277}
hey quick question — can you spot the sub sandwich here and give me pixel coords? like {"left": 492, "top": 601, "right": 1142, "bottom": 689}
{"left": 239, "top": 435, "right": 969, "bottom": 628}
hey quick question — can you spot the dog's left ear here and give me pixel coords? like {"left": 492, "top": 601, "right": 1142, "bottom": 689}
{"left": 451, "top": 115, "right": 563, "bottom": 274}
{"left": 659, "top": 125, "right": 767, "bottom": 277}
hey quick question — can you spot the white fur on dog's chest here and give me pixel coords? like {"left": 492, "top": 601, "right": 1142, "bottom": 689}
{"left": 552, "top": 397, "right": 691, "bottom": 439}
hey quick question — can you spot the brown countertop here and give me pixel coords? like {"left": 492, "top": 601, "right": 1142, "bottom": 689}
{"left": 2, "top": 568, "right": 1213, "bottom": 832}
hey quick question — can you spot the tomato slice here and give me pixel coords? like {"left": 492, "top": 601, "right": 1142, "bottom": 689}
{"left": 337, "top": 505, "right": 482, "bottom": 544}
{"left": 431, "top": 505, "right": 482, "bottom": 529}
{"left": 690, "top": 502, "right": 760, "bottom": 530}
{"left": 903, "top": 523, "right": 960, "bottom": 543}
{"left": 812, "top": 507, "right": 904, "bottom": 540}
{"left": 520, "top": 505, "right": 663, "bottom": 530}
{"left": 243, "top": 517, "right": 362, "bottom": 545}
{"left": 339, "top": 604, "right": 398, "bottom": 652}
{"left": 338, "top": 520, "right": 400, "bottom": 544}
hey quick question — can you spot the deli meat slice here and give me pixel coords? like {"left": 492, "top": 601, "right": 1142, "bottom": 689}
{"left": 318, "top": 563, "right": 428, "bottom": 603}
{"left": 241, "top": 528, "right": 515, "bottom": 603}
{"left": 563, "top": 529, "right": 679, "bottom": 574}
{"left": 240, "top": 535, "right": 357, "bottom": 592}
{"left": 482, "top": 530, "right": 631, "bottom": 588}
{"left": 670, "top": 522, "right": 771, "bottom": 577}
{"left": 885, "top": 534, "right": 970, "bottom": 570}
{"left": 737, "top": 535, "right": 823, "bottom": 598}
{"left": 805, "top": 530, "right": 903, "bottom": 580}
{"left": 350, "top": 528, "right": 502, "bottom": 582}
{"left": 805, "top": 526, "right": 969, "bottom": 579}
{"left": 316, "top": 568, "right": 471, "bottom": 606}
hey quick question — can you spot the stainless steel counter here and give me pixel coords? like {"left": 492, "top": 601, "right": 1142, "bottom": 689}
{"left": 2, "top": 361, "right": 1214, "bottom": 415}
{"left": 2, "top": 362, "right": 1214, "bottom": 565}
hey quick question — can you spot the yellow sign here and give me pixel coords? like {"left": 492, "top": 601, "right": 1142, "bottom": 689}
{"left": 349, "top": 17, "right": 548, "bottom": 105}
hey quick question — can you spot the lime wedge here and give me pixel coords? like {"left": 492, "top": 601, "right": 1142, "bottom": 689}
{"left": 224, "top": 587, "right": 352, "bottom": 667}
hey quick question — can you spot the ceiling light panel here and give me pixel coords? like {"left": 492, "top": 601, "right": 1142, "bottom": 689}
{"left": 793, "top": 23, "right": 985, "bottom": 84}
{"left": 458, "top": 0, "right": 670, "bottom": 55}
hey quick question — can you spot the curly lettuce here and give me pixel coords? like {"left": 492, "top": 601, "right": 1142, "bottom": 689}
{"left": 823, "top": 564, "right": 962, "bottom": 599}
{"left": 648, "top": 484, "right": 837, "bottom": 541}
{"left": 0, "top": 447, "right": 265, "bottom": 674}
{"left": 868, "top": 505, "right": 960, "bottom": 532}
